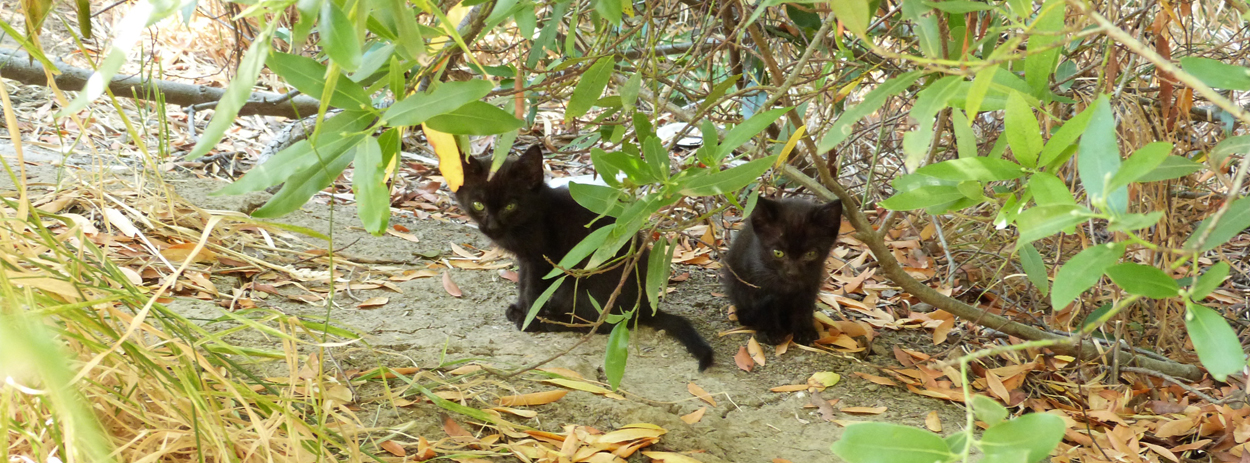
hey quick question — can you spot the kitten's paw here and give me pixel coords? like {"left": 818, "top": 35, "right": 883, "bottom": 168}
{"left": 505, "top": 303, "right": 528, "bottom": 330}
{"left": 792, "top": 327, "right": 820, "bottom": 345}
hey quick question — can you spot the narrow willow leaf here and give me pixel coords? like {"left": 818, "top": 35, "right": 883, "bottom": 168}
{"left": 1137, "top": 156, "right": 1203, "bottom": 182}
{"left": 569, "top": 182, "right": 625, "bottom": 217}
{"left": 1210, "top": 134, "right": 1250, "bottom": 166}
{"left": 980, "top": 413, "right": 1066, "bottom": 463}
{"left": 1191, "top": 262, "right": 1230, "bottom": 301}
{"left": 1105, "top": 263, "right": 1180, "bottom": 299}
{"left": 268, "top": 52, "right": 373, "bottom": 110}
{"left": 188, "top": 32, "right": 272, "bottom": 159}
{"left": 951, "top": 110, "right": 977, "bottom": 158}
{"left": 425, "top": 101, "right": 525, "bottom": 135}
{"left": 1028, "top": 173, "right": 1076, "bottom": 207}
{"left": 1051, "top": 242, "right": 1124, "bottom": 310}
{"left": 1185, "top": 196, "right": 1250, "bottom": 252}
{"left": 645, "top": 237, "right": 673, "bottom": 311}
{"left": 643, "top": 136, "right": 670, "bottom": 180}
{"left": 716, "top": 107, "right": 790, "bottom": 161}
{"left": 1106, "top": 211, "right": 1164, "bottom": 233}
{"left": 383, "top": 80, "right": 493, "bottom": 126}
{"left": 213, "top": 110, "right": 374, "bottom": 195}
{"left": 679, "top": 155, "right": 777, "bottom": 197}
{"left": 252, "top": 138, "right": 361, "bottom": 217}
{"left": 594, "top": 0, "right": 622, "bottom": 27}
{"left": 1184, "top": 302, "right": 1246, "bottom": 382}
{"left": 524, "top": 276, "right": 566, "bottom": 330}
{"left": 1020, "top": 243, "right": 1049, "bottom": 296}
{"left": 819, "top": 72, "right": 923, "bottom": 152}
{"left": 1180, "top": 56, "right": 1250, "bottom": 91}
{"left": 923, "top": 0, "right": 993, "bottom": 13}
{"left": 964, "top": 65, "right": 998, "bottom": 119}
{"left": 1024, "top": 0, "right": 1065, "bottom": 94}
{"left": 352, "top": 135, "right": 390, "bottom": 235}
{"left": 1005, "top": 91, "right": 1043, "bottom": 168}
{"left": 320, "top": 0, "right": 362, "bottom": 72}
{"left": 914, "top": 158, "right": 1025, "bottom": 182}
{"left": 880, "top": 185, "right": 967, "bottom": 211}
{"left": 604, "top": 321, "right": 630, "bottom": 390}
{"left": 1108, "top": 142, "right": 1172, "bottom": 192}
{"left": 828, "top": 0, "right": 871, "bottom": 38}
{"left": 566, "top": 57, "right": 615, "bottom": 120}
{"left": 621, "top": 71, "right": 643, "bottom": 112}
{"left": 1015, "top": 205, "right": 1090, "bottom": 247}
{"left": 545, "top": 226, "right": 613, "bottom": 279}
{"left": 903, "top": 76, "right": 963, "bottom": 169}
{"left": 831, "top": 422, "right": 954, "bottom": 463}
{"left": 1077, "top": 95, "right": 1126, "bottom": 213}
{"left": 1038, "top": 103, "right": 1095, "bottom": 168}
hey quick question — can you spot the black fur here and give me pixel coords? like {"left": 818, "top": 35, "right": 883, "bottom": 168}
{"left": 722, "top": 197, "right": 842, "bottom": 345}
{"left": 454, "top": 145, "right": 714, "bottom": 370}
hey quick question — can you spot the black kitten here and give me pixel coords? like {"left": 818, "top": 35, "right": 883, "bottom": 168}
{"left": 454, "top": 145, "right": 714, "bottom": 371}
{"left": 722, "top": 197, "right": 842, "bottom": 345}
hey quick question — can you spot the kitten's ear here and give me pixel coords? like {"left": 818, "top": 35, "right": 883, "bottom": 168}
{"left": 517, "top": 145, "right": 546, "bottom": 188}
{"left": 461, "top": 152, "right": 485, "bottom": 177}
{"left": 749, "top": 197, "right": 780, "bottom": 228}
{"left": 814, "top": 200, "right": 843, "bottom": 230}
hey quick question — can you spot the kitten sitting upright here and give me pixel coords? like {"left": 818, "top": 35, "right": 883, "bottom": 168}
{"left": 454, "top": 145, "right": 714, "bottom": 370}
{"left": 722, "top": 197, "right": 843, "bottom": 345}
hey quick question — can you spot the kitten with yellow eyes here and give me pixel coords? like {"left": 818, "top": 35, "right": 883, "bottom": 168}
{"left": 454, "top": 145, "right": 714, "bottom": 371}
{"left": 722, "top": 196, "right": 843, "bottom": 345}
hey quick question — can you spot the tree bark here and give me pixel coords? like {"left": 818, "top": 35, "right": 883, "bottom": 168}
{"left": 0, "top": 49, "right": 321, "bottom": 119}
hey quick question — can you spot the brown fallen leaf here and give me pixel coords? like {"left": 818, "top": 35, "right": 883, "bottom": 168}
{"left": 441, "top": 414, "right": 479, "bottom": 448}
{"left": 734, "top": 346, "right": 754, "bottom": 372}
{"left": 774, "top": 336, "right": 791, "bottom": 356}
{"left": 500, "top": 269, "right": 519, "bottom": 282}
{"left": 748, "top": 337, "right": 766, "bottom": 366}
{"left": 925, "top": 411, "right": 942, "bottom": 432}
{"left": 687, "top": 382, "right": 716, "bottom": 407}
{"left": 640, "top": 451, "right": 702, "bottom": 463}
{"left": 810, "top": 393, "right": 837, "bottom": 421}
{"left": 681, "top": 407, "right": 707, "bottom": 424}
{"left": 380, "top": 439, "right": 405, "bottom": 457}
{"left": 842, "top": 406, "right": 887, "bottom": 415}
{"left": 357, "top": 296, "right": 388, "bottom": 309}
{"left": 854, "top": 372, "right": 898, "bottom": 386}
{"left": 390, "top": 269, "right": 439, "bottom": 281}
{"left": 773, "top": 459, "right": 796, "bottom": 463}
{"left": 415, "top": 436, "right": 436, "bottom": 460}
{"left": 495, "top": 390, "right": 569, "bottom": 406}
{"left": 442, "top": 271, "right": 463, "bottom": 297}
{"left": 770, "top": 384, "right": 809, "bottom": 393}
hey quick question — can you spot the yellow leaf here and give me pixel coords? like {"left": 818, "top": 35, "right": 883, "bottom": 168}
{"left": 774, "top": 124, "right": 806, "bottom": 168}
{"left": 680, "top": 407, "right": 706, "bottom": 424}
{"left": 808, "top": 372, "right": 841, "bottom": 390}
{"left": 495, "top": 389, "right": 568, "bottom": 406}
{"left": 423, "top": 124, "right": 463, "bottom": 191}
{"left": 687, "top": 382, "right": 716, "bottom": 407}
{"left": 543, "top": 378, "right": 626, "bottom": 400}
{"left": 747, "top": 337, "right": 766, "bottom": 366}
{"left": 925, "top": 411, "right": 942, "bottom": 432}
{"left": 640, "top": 451, "right": 704, "bottom": 463}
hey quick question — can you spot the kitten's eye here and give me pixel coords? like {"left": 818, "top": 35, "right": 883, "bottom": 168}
{"left": 804, "top": 251, "right": 818, "bottom": 260}
{"left": 504, "top": 202, "right": 518, "bottom": 212}
{"left": 471, "top": 201, "right": 486, "bottom": 211}
{"left": 772, "top": 249, "right": 785, "bottom": 258}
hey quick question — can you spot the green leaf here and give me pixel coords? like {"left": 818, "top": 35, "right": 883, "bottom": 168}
{"left": 566, "top": 57, "right": 616, "bottom": 120}
{"left": 320, "top": 0, "right": 362, "bottom": 72}
{"left": 1015, "top": 205, "right": 1091, "bottom": 247}
{"left": 643, "top": 136, "right": 670, "bottom": 180}
{"left": 1051, "top": 242, "right": 1125, "bottom": 310}
{"left": 604, "top": 321, "right": 630, "bottom": 390}
{"left": 819, "top": 72, "right": 924, "bottom": 152}
{"left": 1020, "top": 243, "right": 1049, "bottom": 296}
{"left": 903, "top": 76, "right": 964, "bottom": 169}
{"left": 1137, "top": 156, "right": 1203, "bottom": 182}
{"left": 951, "top": 110, "right": 978, "bottom": 158}
{"left": 914, "top": 158, "right": 1025, "bottom": 182}
{"left": 621, "top": 71, "right": 643, "bottom": 112}
{"left": 1210, "top": 134, "right": 1250, "bottom": 166}
{"left": 352, "top": 134, "right": 392, "bottom": 235}
{"left": 546, "top": 226, "right": 613, "bottom": 278}
{"left": 831, "top": 422, "right": 955, "bottom": 463}
{"left": 1108, "top": 142, "right": 1172, "bottom": 192}
{"left": 1106, "top": 211, "right": 1164, "bottom": 233}
{"left": 645, "top": 237, "right": 674, "bottom": 312}
{"left": 1184, "top": 302, "right": 1246, "bottom": 382}
{"left": 188, "top": 34, "right": 272, "bottom": 160}
{"left": 588, "top": 200, "right": 654, "bottom": 269}
{"left": 1191, "top": 262, "right": 1230, "bottom": 301}
{"left": 965, "top": 65, "right": 998, "bottom": 118}
{"left": 213, "top": 110, "right": 375, "bottom": 195}
{"left": 1180, "top": 56, "right": 1250, "bottom": 91}
{"left": 828, "top": 0, "right": 872, "bottom": 38}
{"left": 593, "top": 147, "right": 654, "bottom": 183}
{"left": 594, "top": 0, "right": 622, "bottom": 26}
{"left": 1105, "top": 263, "right": 1180, "bottom": 299}
{"left": 569, "top": 182, "right": 625, "bottom": 217}
{"left": 1024, "top": 0, "right": 1065, "bottom": 94}
{"left": 383, "top": 80, "right": 494, "bottom": 126}
{"left": 1077, "top": 95, "right": 1127, "bottom": 213}
{"left": 701, "top": 75, "right": 741, "bottom": 110}
{"left": 922, "top": 0, "right": 993, "bottom": 13}
{"left": 880, "top": 185, "right": 968, "bottom": 211}
{"left": 268, "top": 52, "right": 373, "bottom": 110}
{"left": 1005, "top": 91, "right": 1043, "bottom": 168}
{"left": 980, "top": 413, "right": 1066, "bottom": 463}
{"left": 1185, "top": 196, "right": 1250, "bottom": 252}
{"left": 523, "top": 276, "right": 566, "bottom": 330}
{"left": 679, "top": 155, "right": 778, "bottom": 197}
{"left": 253, "top": 138, "right": 361, "bottom": 217}
{"left": 425, "top": 101, "right": 524, "bottom": 135}
{"left": 490, "top": 130, "right": 519, "bottom": 177}
{"left": 1038, "top": 103, "right": 1095, "bottom": 168}
{"left": 1081, "top": 303, "right": 1114, "bottom": 332}
{"left": 944, "top": 431, "right": 971, "bottom": 455}
{"left": 1028, "top": 173, "right": 1076, "bottom": 207}
{"left": 717, "top": 108, "right": 790, "bottom": 161}
{"left": 972, "top": 395, "right": 1008, "bottom": 426}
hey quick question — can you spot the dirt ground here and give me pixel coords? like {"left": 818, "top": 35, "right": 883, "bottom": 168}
{"left": 2, "top": 144, "right": 967, "bottom": 462}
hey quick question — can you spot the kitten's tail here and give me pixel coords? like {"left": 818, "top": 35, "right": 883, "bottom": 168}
{"left": 644, "top": 312, "right": 714, "bottom": 371}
